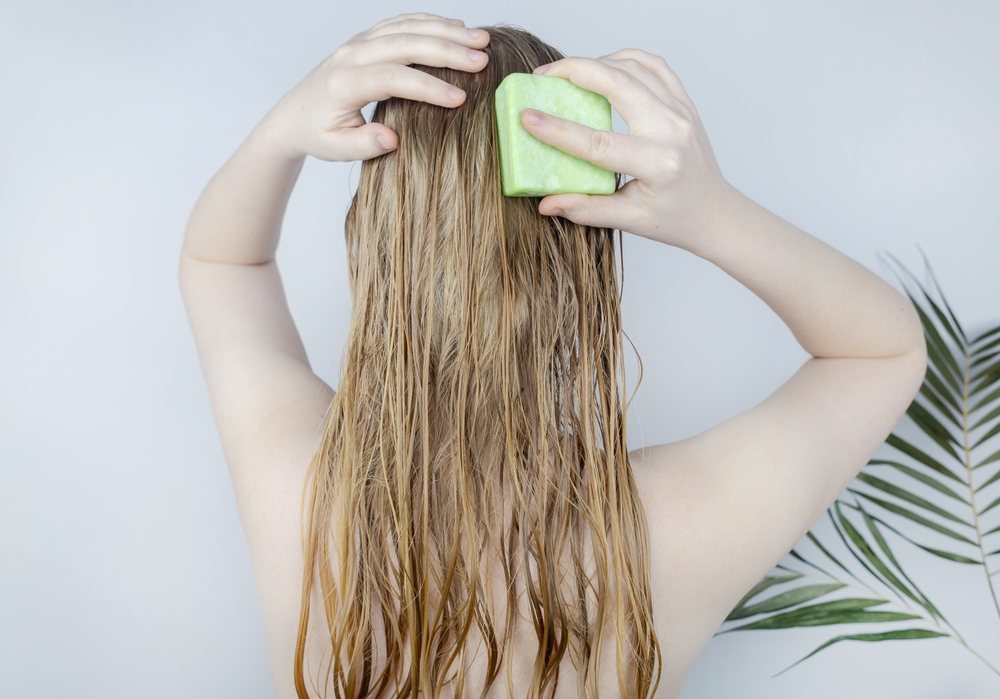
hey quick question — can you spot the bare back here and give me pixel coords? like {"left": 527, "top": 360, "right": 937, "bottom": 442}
{"left": 183, "top": 260, "right": 924, "bottom": 698}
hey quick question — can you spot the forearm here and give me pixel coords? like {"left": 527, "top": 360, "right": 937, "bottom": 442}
{"left": 691, "top": 184, "right": 924, "bottom": 359}
{"left": 182, "top": 110, "right": 304, "bottom": 265}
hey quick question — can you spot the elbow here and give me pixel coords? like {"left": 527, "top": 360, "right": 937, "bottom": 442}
{"left": 899, "top": 306, "right": 928, "bottom": 400}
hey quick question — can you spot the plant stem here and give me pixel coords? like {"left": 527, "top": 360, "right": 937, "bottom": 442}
{"left": 951, "top": 636, "right": 1000, "bottom": 678}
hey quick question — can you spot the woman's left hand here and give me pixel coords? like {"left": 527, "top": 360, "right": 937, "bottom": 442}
{"left": 519, "top": 50, "right": 734, "bottom": 253}
{"left": 263, "top": 12, "right": 490, "bottom": 163}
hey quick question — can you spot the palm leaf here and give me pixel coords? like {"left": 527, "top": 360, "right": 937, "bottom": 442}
{"left": 867, "top": 459, "right": 968, "bottom": 504}
{"left": 720, "top": 598, "right": 920, "bottom": 633}
{"left": 725, "top": 573, "right": 803, "bottom": 621}
{"left": 885, "top": 433, "right": 963, "bottom": 483}
{"left": 772, "top": 629, "right": 949, "bottom": 677}
{"left": 972, "top": 322, "right": 1000, "bottom": 347}
{"left": 847, "top": 489, "right": 977, "bottom": 545}
{"left": 724, "top": 254, "right": 1000, "bottom": 679}
{"left": 726, "top": 583, "right": 846, "bottom": 621}
{"left": 976, "top": 447, "right": 1000, "bottom": 470}
{"left": 972, "top": 404, "right": 1000, "bottom": 431}
{"left": 853, "top": 472, "right": 971, "bottom": 526}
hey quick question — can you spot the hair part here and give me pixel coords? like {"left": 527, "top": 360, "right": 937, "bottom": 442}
{"left": 294, "top": 24, "right": 661, "bottom": 699}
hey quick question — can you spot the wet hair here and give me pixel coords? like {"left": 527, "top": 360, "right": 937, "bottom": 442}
{"left": 295, "top": 24, "right": 661, "bottom": 699}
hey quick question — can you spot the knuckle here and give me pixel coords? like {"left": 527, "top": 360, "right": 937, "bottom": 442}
{"left": 672, "top": 115, "right": 694, "bottom": 140}
{"left": 620, "top": 58, "right": 642, "bottom": 74}
{"left": 390, "top": 32, "right": 411, "bottom": 50}
{"left": 331, "top": 43, "right": 352, "bottom": 62}
{"left": 656, "top": 155, "right": 682, "bottom": 180}
{"left": 610, "top": 67, "right": 634, "bottom": 87}
{"left": 589, "top": 128, "right": 615, "bottom": 159}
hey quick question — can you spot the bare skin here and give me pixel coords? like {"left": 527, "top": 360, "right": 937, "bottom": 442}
{"left": 179, "top": 12, "right": 927, "bottom": 699}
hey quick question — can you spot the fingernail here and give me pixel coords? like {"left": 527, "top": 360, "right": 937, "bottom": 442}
{"left": 534, "top": 63, "right": 551, "bottom": 74}
{"left": 467, "top": 28, "right": 483, "bottom": 38}
{"left": 448, "top": 18, "right": 464, "bottom": 25}
{"left": 523, "top": 109, "right": 544, "bottom": 126}
{"left": 376, "top": 134, "right": 389, "bottom": 149}
{"left": 468, "top": 49, "right": 484, "bottom": 61}
{"left": 447, "top": 86, "right": 465, "bottom": 100}
{"left": 546, "top": 208, "right": 565, "bottom": 217}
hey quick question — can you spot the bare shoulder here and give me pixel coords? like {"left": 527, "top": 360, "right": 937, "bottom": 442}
{"left": 628, "top": 349, "right": 926, "bottom": 666}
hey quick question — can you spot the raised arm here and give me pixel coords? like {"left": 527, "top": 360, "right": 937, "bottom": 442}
{"left": 179, "top": 14, "right": 492, "bottom": 478}
{"left": 179, "top": 15, "right": 497, "bottom": 693}
{"left": 518, "top": 50, "right": 927, "bottom": 644}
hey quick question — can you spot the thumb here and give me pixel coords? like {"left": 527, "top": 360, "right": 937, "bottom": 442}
{"left": 538, "top": 192, "right": 623, "bottom": 230}
{"left": 344, "top": 123, "right": 398, "bottom": 161}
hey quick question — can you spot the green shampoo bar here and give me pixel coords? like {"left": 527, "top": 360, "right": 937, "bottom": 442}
{"left": 494, "top": 73, "right": 616, "bottom": 197}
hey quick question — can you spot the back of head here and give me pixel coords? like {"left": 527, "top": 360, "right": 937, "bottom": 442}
{"left": 297, "top": 25, "right": 661, "bottom": 699}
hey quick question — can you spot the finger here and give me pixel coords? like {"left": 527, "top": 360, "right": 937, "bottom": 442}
{"left": 600, "top": 48, "right": 696, "bottom": 114}
{"left": 519, "top": 108, "right": 654, "bottom": 180}
{"left": 366, "top": 12, "right": 455, "bottom": 33}
{"left": 342, "top": 63, "right": 469, "bottom": 108}
{"left": 344, "top": 32, "right": 489, "bottom": 73}
{"left": 533, "top": 57, "right": 665, "bottom": 129}
{"left": 364, "top": 18, "right": 490, "bottom": 49}
{"left": 536, "top": 182, "right": 638, "bottom": 231}
{"left": 341, "top": 122, "right": 398, "bottom": 161}
{"left": 595, "top": 56, "right": 689, "bottom": 118}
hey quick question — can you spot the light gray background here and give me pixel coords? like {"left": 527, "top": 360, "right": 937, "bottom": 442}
{"left": 2, "top": 0, "right": 998, "bottom": 697}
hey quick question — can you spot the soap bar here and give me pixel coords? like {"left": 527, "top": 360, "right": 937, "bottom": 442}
{"left": 494, "top": 73, "right": 616, "bottom": 197}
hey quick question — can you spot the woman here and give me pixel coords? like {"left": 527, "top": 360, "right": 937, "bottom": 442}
{"left": 179, "top": 13, "right": 927, "bottom": 699}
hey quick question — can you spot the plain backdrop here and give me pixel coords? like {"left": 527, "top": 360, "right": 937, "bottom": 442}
{"left": 2, "top": 0, "right": 999, "bottom": 697}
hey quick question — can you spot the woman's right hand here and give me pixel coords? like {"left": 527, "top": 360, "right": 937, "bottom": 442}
{"left": 520, "top": 50, "right": 737, "bottom": 254}
{"left": 264, "top": 12, "right": 489, "bottom": 164}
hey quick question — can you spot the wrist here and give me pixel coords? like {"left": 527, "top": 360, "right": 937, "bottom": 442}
{"left": 681, "top": 180, "right": 748, "bottom": 261}
{"left": 253, "top": 98, "right": 309, "bottom": 166}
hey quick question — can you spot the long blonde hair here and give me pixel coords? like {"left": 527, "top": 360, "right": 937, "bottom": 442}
{"left": 295, "top": 24, "right": 661, "bottom": 699}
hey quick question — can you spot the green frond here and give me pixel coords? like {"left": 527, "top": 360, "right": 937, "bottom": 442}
{"left": 834, "top": 502, "right": 923, "bottom": 608}
{"left": 972, "top": 350, "right": 1000, "bottom": 372}
{"left": 804, "top": 531, "right": 858, "bottom": 581}
{"left": 847, "top": 489, "right": 977, "bottom": 545}
{"left": 976, "top": 447, "right": 1000, "bottom": 470}
{"left": 913, "top": 246, "right": 968, "bottom": 345}
{"left": 726, "top": 583, "right": 846, "bottom": 621}
{"left": 925, "top": 365, "right": 964, "bottom": 414}
{"left": 978, "top": 493, "right": 1000, "bottom": 517}
{"left": 972, "top": 356, "right": 1000, "bottom": 386}
{"left": 971, "top": 405, "right": 1000, "bottom": 431}
{"left": 973, "top": 420, "right": 1000, "bottom": 450}
{"left": 972, "top": 325, "right": 1000, "bottom": 352}
{"left": 914, "top": 303, "right": 964, "bottom": 390}
{"left": 909, "top": 544, "right": 982, "bottom": 565}
{"left": 852, "top": 501, "right": 952, "bottom": 624}
{"left": 868, "top": 459, "right": 968, "bottom": 504}
{"left": 854, "top": 473, "right": 971, "bottom": 527}
{"left": 972, "top": 323, "right": 1000, "bottom": 347}
{"left": 971, "top": 386, "right": 1000, "bottom": 414}
{"left": 841, "top": 501, "right": 982, "bottom": 566}
{"left": 771, "top": 629, "right": 949, "bottom": 678}
{"left": 906, "top": 401, "right": 963, "bottom": 461}
{"left": 971, "top": 363, "right": 1000, "bottom": 399}
{"left": 973, "top": 465, "right": 1000, "bottom": 493}
{"left": 919, "top": 383, "right": 963, "bottom": 430}
{"left": 725, "top": 573, "right": 803, "bottom": 621}
{"left": 885, "top": 434, "right": 964, "bottom": 483}
{"left": 719, "top": 598, "right": 918, "bottom": 633}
